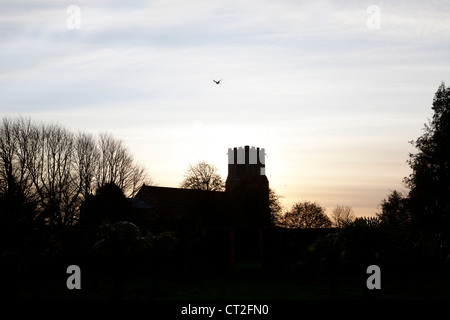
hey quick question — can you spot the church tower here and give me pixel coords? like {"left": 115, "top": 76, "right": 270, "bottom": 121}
{"left": 226, "top": 146, "right": 270, "bottom": 226}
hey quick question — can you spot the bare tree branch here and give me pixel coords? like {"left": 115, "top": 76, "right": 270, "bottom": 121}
{"left": 180, "top": 161, "right": 224, "bottom": 191}
{"left": 331, "top": 205, "right": 356, "bottom": 228}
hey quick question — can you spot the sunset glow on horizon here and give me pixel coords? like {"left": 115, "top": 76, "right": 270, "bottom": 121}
{"left": 2, "top": 1, "right": 450, "bottom": 218}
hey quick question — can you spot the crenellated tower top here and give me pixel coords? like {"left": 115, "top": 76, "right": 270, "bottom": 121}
{"left": 225, "top": 145, "right": 270, "bottom": 226}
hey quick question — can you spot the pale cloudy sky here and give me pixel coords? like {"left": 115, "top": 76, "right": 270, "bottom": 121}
{"left": 1, "top": 0, "right": 450, "bottom": 217}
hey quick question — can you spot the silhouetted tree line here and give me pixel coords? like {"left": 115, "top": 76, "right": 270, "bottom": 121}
{"left": 1, "top": 82, "right": 449, "bottom": 299}
{"left": 336, "top": 83, "right": 449, "bottom": 279}
{"left": 0, "top": 117, "right": 152, "bottom": 299}
{"left": 264, "top": 83, "right": 450, "bottom": 289}
{"left": 0, "top": 117, "right": 148, "bottom": 226}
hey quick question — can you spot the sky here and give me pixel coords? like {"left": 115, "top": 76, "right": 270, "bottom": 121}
{"left": 1, "top": 0, "right": 450, "bottom": 217}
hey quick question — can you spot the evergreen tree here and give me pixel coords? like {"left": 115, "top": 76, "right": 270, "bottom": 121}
{"left": 79, "top": 182, "right": 132, "bottom": 226}
{"left": 377, "top": 190, "right": 409, "bottom": 228}
{"left": 405, "top": 82, "right": 450, "bottom": 252}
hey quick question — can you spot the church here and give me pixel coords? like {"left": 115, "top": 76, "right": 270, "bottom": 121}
{"left": 131, "top": 145, "right": 271, "bottom": 228}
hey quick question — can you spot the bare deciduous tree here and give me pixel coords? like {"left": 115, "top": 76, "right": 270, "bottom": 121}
{"left": 0, "top": 116, "right": 150, "bottom": 226}
{"left": 269, "top": 188, "right": 284, "bottom": 225}
{"left": 0, "top": 117, "right": 35, "bottom": 201}
{"left": 26, "top": 123, "right": 81, "bottom": 225}
{"left": 331, "top": 205, "right": 356, "bottom": 228}
{"left": 0, "top": 117, "right": 20, "bottom": 196}
{"left": 75, "top": 132, "right": 99, "bottom": 200}
{"left": 96, "top": 133, "right": 147, "bottom": 197}
{"left": 180, "top": 161, "right": 224, "bottom": 191}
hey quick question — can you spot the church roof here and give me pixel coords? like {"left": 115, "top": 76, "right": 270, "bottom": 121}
{"left": 133, "top": 185, "right": 225, "bottom": 209}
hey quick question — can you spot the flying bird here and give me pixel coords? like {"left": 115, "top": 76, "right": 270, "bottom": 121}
{"left": 213, "top": 79, "right": 222, "bottom": 84}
